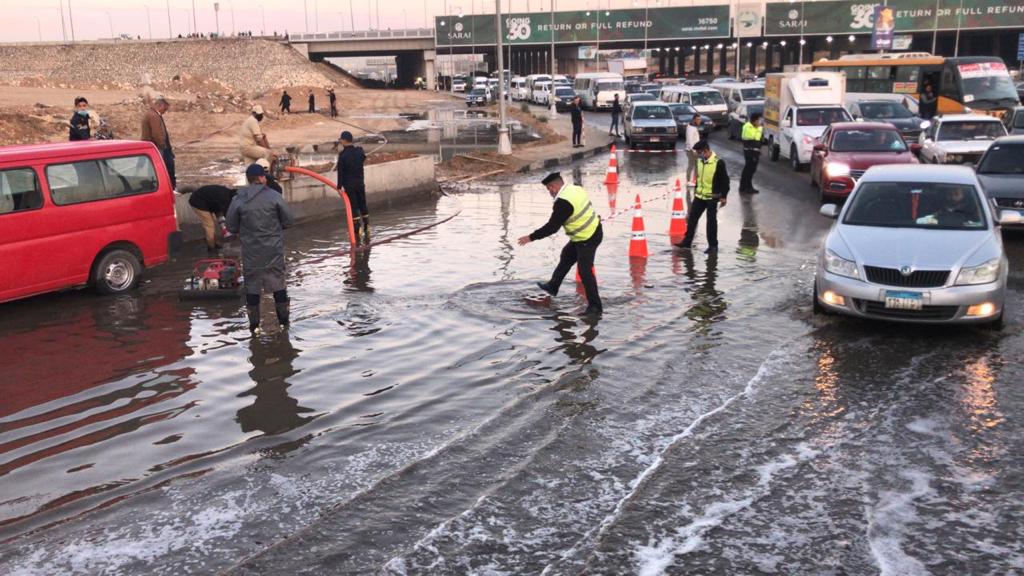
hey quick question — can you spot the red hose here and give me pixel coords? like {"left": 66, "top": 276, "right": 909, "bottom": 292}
{"left": 284, "top": 165, "right": 357, "bottom": 248}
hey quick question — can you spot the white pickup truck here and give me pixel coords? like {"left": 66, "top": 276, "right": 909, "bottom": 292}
{"left": 764, "top": 72, "right": 852, "bottom": 171}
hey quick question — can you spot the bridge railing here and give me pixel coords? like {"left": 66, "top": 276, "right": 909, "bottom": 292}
{"left": 290, "top": 29, "right": 435, "bottom": 42}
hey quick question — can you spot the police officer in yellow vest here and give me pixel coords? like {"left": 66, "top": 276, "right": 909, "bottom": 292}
{"left": 677, "top": 140, "right": 729, "bottom": 253}
{"left": 739, "top": 112, "right": 765, "bottom": 194}
{"left": 518, "top": 172, "right": 603, "bottom": 316}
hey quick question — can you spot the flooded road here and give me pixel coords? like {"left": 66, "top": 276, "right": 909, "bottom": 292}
{"left": 2, "top": 131, "right": 1024, "bottom": 575}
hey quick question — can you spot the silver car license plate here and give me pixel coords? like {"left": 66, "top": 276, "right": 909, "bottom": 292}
{"left": 884, "top": 290, "right": 923, "bottom": 310}
{"left": 650, "top": 137, "right": 661, "bottom": 142}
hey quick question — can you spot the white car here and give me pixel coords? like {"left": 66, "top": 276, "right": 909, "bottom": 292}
{"left": 815, "top": 164, "right": 1018, "bottom": 327}
{"left": 451, "top": 79, "right": 466, "bottom": 92}
{"left": 917, "top": 114, "right": 1007, "bottom": 165}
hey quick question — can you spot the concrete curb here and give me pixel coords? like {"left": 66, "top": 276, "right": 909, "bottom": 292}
{"left": 515, "top": 142, "right": 615, "bottom": 174}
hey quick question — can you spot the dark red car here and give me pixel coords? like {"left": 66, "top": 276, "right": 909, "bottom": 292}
{"left": 810, "top": 122, "right": 920, "bottom": 203}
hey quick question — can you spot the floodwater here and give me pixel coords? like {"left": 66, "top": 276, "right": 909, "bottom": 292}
{"left": 2, "top": 132, "right": 1024, "bottom": 575}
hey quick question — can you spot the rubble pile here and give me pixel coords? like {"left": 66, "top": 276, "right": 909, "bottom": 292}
{"left": 0, "top": 39, "right": 347, "bottom": 96}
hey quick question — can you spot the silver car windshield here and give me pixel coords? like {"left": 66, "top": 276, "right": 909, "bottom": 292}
{"left": 844, "top": 182, "right": 986, "bottom": 230}
{"left": 937, "top": 121, "right": 1005, "bottom": 141}
{"left": 634, "top": 106, "right": 673, "bottom": 120}
{"left": 690, "top": 91, "right": 725, "bottom": 106}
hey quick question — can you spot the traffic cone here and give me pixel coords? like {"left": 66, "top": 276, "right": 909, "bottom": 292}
{"left": 668, "top": 180, "right": 688, "bottom": 240}
{"left": 629, "top": 194, "right": 649, "bottom": 258}
{"left": 606, "top": 183, "right": 618, "bottom": 213}
{"left": 604, "top": 145, "right": 619, "bottom": 185}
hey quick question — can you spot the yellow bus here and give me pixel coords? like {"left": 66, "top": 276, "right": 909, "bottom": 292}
{"left": 812, "top": 53, "right": 1019, "bottom": 118}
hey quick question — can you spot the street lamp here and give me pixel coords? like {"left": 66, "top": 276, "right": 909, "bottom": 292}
{"left": 166, "top": 0, "right": 173, "bottom": 37}
{"left": 105, "top": 11, "right": 114, "bottom": 38}
{"left": 549, "top": 0, "right": 557, "bottom": 117}
{"left": 36, "top": 17, "right": 42, "bottom": 41}
{"left": 496, "top": 0, "right": 511, "bottom": 154}
{"left": 145, "top": 5, "right": 152, "bottom": 39}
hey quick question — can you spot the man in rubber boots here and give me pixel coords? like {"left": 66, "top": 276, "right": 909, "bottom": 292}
{"left": 518, "top": 172, "right": 603, "bottom": 316}
{"left": 226, "top": 163, "right": 295, "bottom": 334}
{"left": 337, "top": 131, "right": 370, "bottom": 245}
{"left": 739, "top": 112, "right": 765, "bottom": 194}
{"left": 677, "top": 140, "right": 729, "bottom": 254}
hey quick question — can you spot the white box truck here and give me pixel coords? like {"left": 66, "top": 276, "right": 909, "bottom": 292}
{"left": 764, "top": 72, "right": 851, "bottom": 171}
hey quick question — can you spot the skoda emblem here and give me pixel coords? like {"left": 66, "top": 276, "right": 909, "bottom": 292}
{"left": 900, "top": 266, "right": 913, "bottom": 277}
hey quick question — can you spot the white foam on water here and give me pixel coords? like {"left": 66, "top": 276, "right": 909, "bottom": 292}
{"left": 905, "top": 417, "right": 946, "bottom": 438}
{"left": 635, "top": 498, "right": 754, "bottom": 576}
{"left": 865, "top": 468, "right": 934, "bottom": 576}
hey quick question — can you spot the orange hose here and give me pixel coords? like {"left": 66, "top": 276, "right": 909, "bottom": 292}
{"left": 284, "top": 165, "right": 357, "bottom": 248}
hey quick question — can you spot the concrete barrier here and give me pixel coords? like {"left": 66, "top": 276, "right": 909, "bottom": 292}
{"left": 174, "top": 155, "right": 436, "bottom": 242}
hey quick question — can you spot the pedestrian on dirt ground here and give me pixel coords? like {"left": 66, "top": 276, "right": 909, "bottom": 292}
{"left": 684, "top": 114, "right": 703, "bottom": 186}
{"left": 337, "top": 131, "right": 370, "bottom": 245}
{"left": 308, "top": 90, "right": 315, "bottom": 114}
{"left": 328, "top": 88, "right": 338, "bottom": 118}
{"left": 677, "top": 139, "right": 729, "bottom": 254}
{"left": 226, "top": 163, "right": 295, "bottom": 334}
{"left": 570, "top": 97, "right": 584, "bottom": 148}
{"left": 188, "top": 184, "right": 237, "bottom": 252}
{"left": 279, "top": 90, "right": 292, "bottom": 114}
{"left": 239, "top": 104, "right": 273, "bottom": 165}
{"left": 739, "top": 112, "right": 765, "bottom": 194}
{"left": 518, "top": 172, "right": 603, "bottom": 317}
{"left": 140, "top": 94, "right": 176, "bottom": 190}
{"left": 609, "top": 94, "right": 622, "bottom": 138}
{"left": 69, "top": 96, "right": 101, "bottom": 141}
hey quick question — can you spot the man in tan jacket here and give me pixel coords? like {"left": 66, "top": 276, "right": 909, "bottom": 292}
{"left": 140, "top": 95, "right": 175, "bottom": 189}
{"left": 239, "top": 105, "right": 273, "bottom": 165}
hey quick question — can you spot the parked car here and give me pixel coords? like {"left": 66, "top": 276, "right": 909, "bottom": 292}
{"left": 1001, "top": 105, "right": 1024, "bottom": 135}
{"left": 727, "top": 103, "right": 763, "bottom": 141}
{"left": 451, "top": 78, "right": 467, "bottom": 92}
{"left": 552, "top": 86, "right": 578, "bottom": 112}
{"left": 975, "top": 135, "right": 1024, "bottom": 227}
{"left": 624, "top": 82, "right": 644, "bottom": 95}
{"left": 815, "top": 164, "right": 1017, "bottom": 326}
{"left": 667, "top": 104, "right": 714, "bottom": 139}
{"left": 810, "top": 122, "right": 919, "bottom": 203}
{"left": 917, "top": 114, "right": 1006, "bottom": 164}
{"left": 1016, "top": 81, "right": 1024, "bottom": 102}
{"left": 466, "top": 88, "right": 489, "bottom": 107}
{"left": 848, "top": 100, "right": 923, "bottom": 140}
{"left": 683, "top": 78, "right": 709, "bottom": 86}
{"left": 710, "top": 76, "right": 739, "bottom": 85}
{"left": 624, "top": 102, "right": 678, "bottom": 150}
{"left": 0, "top": 140, "right": 180, "bottom": 303}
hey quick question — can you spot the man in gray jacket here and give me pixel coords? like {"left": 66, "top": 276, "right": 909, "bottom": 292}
{"left": 226, "top": 163, "right": 295, "bottom": 333}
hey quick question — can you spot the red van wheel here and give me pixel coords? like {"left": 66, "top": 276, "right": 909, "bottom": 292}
{"left": 93, "top": 249, "right": 142, "bottom": 295}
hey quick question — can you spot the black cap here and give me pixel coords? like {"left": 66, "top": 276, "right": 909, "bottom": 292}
{"left": 692, "top": 140, "right": 710, "bottom": 151}
{"left": 541, "top": 172, "right": 562, "bottom": 185}
{"left": 339, "top": 131, "right": 354, "bottom": 142}
{"left": 245, "top": 163, "right": 267, "bottom": 178}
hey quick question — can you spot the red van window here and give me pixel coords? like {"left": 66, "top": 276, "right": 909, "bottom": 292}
{"left": 46, "top": 155, "right": 159, "bottom": 206}
{"left": 0, "top": 168, "right": 43, "bottom": 215}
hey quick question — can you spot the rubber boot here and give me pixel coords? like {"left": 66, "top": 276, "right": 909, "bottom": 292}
{"left": 352, "top": 215, "right": 363, "bottom": 246}
{"left": 537, "top": 281, "right": 558, "bottom": 296}
{"left": 275, "top": 300, "right": 291, "bottom": 328}
{"left": 246, "top": 304, "right": 261, "bottom": 334}
{"left": 582, "top": 304, "right": 603, "bottom": 317}
{"left": 361, "top": 215, "right": 371, "bottom": 245}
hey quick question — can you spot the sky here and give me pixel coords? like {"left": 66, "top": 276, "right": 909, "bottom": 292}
{"left": 3, "top": 0, "right": 726, "bottom": 42}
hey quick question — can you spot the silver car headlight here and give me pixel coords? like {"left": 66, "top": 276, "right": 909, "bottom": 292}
{"left": 946, "top": 153, "right": 961, "bottom": 163}
{"left": 955, "top": 258, "right": 1001, "bottom": 286}
{"left": 823, "top": 249, "right": 860, "bottom": 279}
{"left": 667, "top": 125, "right": 678, "bottom": 133}
{"left": 634, "top": 126, "right": 645, "bottom": 133}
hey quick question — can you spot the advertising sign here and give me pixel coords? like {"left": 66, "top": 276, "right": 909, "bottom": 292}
{"left": 578, "top": 46, "right": 597, "bottom": 60}
{"left": 765, "top": 0, "right": 1024, "bottom": 36}
{"left": 871, "top": 5, "right": 896, "bottom": 49}
{"left": 957, "top": 61, "right": 1009, "bottom": 79}
{"left": 892, "top": 34, "right": 914, "bottom": 50}
{"left": 735, "top": 3, "right": 763, "bottom": 38}
{"left": 1018, "top": 33, "right": 1024, "bottom": 60}
{"left": 436, "top": 5, "right": 730, "bottom": 46}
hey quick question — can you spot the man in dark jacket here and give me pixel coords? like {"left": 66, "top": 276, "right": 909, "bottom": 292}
{"left": 609, "top": 94, "right": 622, "bottom": 137}
{"left": 279, "top": 90, "right": 292, "bottom": 114}
{"left": 308, "top": 90, "right": 315, "bottom": 114}
{"left": 677, "top": 140, "right": 729, "bottom": 253}
{"left": 517, "top": 172, "right": 603, "bottom": 316}
{"left": 570, "top": 97, "right": 584, "bottom": 148}
{"left": 69, "top": 96, "right": 100, "bottom": 141}
{"left": 188, "top": 184, "right": 236, "bottom": 252}
{"left": 919, "top": 84, "right": 938, "bottom": 120}
{"left": 328, "top": 88, "right": 338, "bottom": 118}
{"left": 337, "top": 131, "right": 370, "bottom": 245}
{"left": 226, "top": 163, "right": 295, "bottom": 333}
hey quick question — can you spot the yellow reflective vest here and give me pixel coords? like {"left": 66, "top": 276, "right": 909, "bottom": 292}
{"left": 695, "top": 153, "right": 720, "bottom": 201}
{"left": 558, "top": 184, "right": 600, "bottom": 242}
{"left": 742, "top": 121, "right": 763, "bottom": 150}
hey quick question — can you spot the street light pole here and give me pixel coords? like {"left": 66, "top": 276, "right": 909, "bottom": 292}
{"left": 496, "top": 0, "right": 512, "bottom": 154}
{"left": 191, "top": 0, "right": 197, "bottom": 36}
{"left": 105, "top": 11, "right": 114, "bottom": 38}
{"left": 36, "top": 17, "right": 42, "bottom": 41}
{"left": 549, "top": 0, "right": 558, "bottom": 116}
{"left": 145, "top": 5, "right": 152, "bottom": 39}
{"left": 59, "top": 0, "right": 68, "bottom": 42}
{"left": 68, "top": 0, "right": 76, "bottom": 42}
{"left": 166, "top": 0, "right": 173, "bottom": 37}
{"left": 954, "top": 0, "right": 963, "bottom": 56}
{"left": 349, "top": 0, "right": 355, "bottom": 31}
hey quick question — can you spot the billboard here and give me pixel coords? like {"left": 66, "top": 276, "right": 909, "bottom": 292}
{"left": 765, "top": 0, "right": 1024, "bottom": 36}
{"left": 871, "top": 5, "right": 896, "bottom": 50}
{"left": 735, "top": 3, "right": 763, "bottom": 38}
{"left": 436, "top": 5, "right": 730, "bottom": 47}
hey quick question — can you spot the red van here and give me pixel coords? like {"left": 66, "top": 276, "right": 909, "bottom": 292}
{"left": 0, "top": 140, "right": 179, "bottom": 303}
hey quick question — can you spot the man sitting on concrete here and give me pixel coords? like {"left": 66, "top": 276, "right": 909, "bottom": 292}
{"left": 239, "top": 105, "right": 273, "bottom": 165}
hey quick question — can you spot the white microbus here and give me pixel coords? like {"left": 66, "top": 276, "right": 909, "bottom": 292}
{"left": 573, "top": 72, "right": 626, "bottom": 111}
{"left": 659, "top": 85, "right": 730, "bottom": 126}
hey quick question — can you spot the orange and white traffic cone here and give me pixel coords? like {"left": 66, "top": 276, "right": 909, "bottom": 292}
{"left": 629, "top": 193, "right": 649, "bottom": 258}
{"left": 604, "top": 145, "right": 619, "bottom": 185}
{"left": 668, "top": 180, "right": 688, "bottom": 241}
{"left": 606, "top": 183, "right": 618, "bottom": 213}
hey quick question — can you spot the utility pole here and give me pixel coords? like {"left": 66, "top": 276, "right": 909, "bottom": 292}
{"left": 496, "top": 0, "right": 511, "bottom": 154}
{"left": 350, "top": 0, "right": 355, "bottom": 32}
{"left": 214, "top": 2, "right": 220, "bottom": 37}
{"left": 230, "top": 0, "right": 236, "bottom": 35}
{"left": 68, "top": 0, "right": 76, "bottom": 42}
{"left": 304, "top": 0, "right": 308, "bottom": 33}
{"left": 105, "top": 11, "right": 114, "bottom": 38}
{"left": 167, "top": 0, "right": 173, "bottom": 37}
{"left": 36, "top": 17, "right": 43, "bottom": 41}
{"left": 59, "top": 0, "right": 67, "bottom": 42}
{"left": 192, "top": 0, "right": 197, "bottom": 36}
{"left": 145, "top": 5, "right": 152, "bottom": 39}
{"left": 549, "top": 0, "right": 557, "bottom": 116}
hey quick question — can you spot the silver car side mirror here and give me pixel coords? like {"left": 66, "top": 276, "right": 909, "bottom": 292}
{"left": 819, "top": 204, "right": 840, "bottom": 219}
{"left": 998, "top": 210, "right": 1023, "bottom": 226}
{"left": 919, "top": 120, "right": 931, "bottom": 130}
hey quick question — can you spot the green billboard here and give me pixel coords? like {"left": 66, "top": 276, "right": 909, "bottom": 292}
{"left": 765, "top": 0, "right": 1024, "bottom": 36}
{"left": 435, "top": 5, "right": 730, "bottom": 47}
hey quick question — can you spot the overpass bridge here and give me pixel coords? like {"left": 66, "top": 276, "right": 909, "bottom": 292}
{"left": 287, "top": 29, "right": 440, "bottom": 89}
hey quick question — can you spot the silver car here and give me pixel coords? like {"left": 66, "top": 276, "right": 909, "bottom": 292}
{"left": 917, "top": 114, "right": 1006, "bottom": 165}
{"left": 624, "top": 102, "right": 678, "bottom": 150}
{"left": 815, "top": 164, "right": 1020, "bottom": 327}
